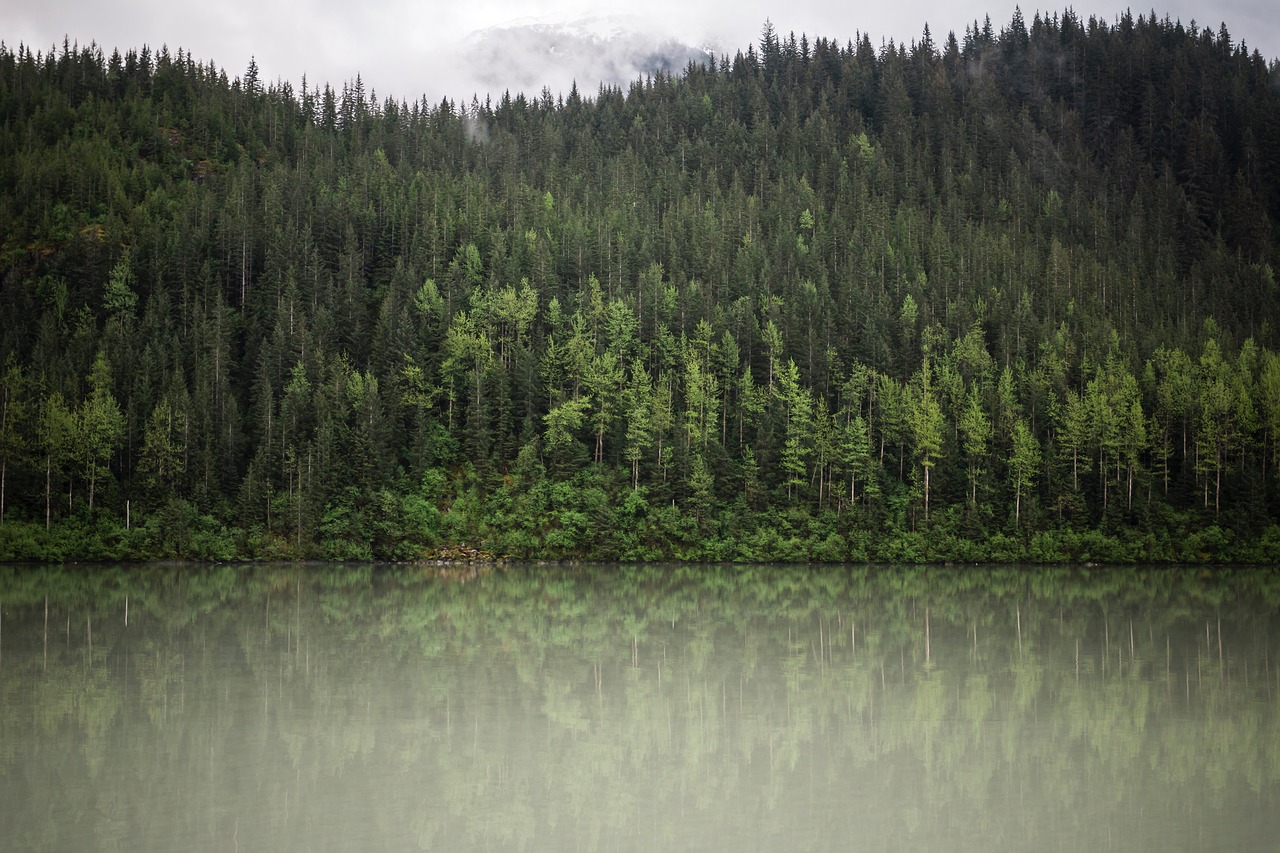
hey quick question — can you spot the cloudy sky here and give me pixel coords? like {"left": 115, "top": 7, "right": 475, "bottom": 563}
{"left": 6, "top": 1, "right": 1278, "bottom": 104}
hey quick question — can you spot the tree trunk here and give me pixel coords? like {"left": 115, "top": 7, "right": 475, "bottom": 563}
{"left": 1215, "top": 462, "right": 1221, "bottom": 515}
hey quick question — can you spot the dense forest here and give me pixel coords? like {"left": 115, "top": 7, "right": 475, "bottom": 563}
{"left": 2, "top": 10, "right": 1280, "bottom": 562}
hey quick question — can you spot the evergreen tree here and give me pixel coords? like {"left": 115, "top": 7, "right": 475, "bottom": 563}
{"left": 0, "top": 358, "right": 30, "bottom": 522}
{"left": 0, "top": 17, "right": 1278, "bottom": 561}
{"left": 77, "top": 351, "right": 125, "bottom": 515}
{"left": 909, "top": 358, "right": 945, "bottom": 520}
{"left": 958, "top": 383, "right": 991, "bottom": 510}
{"left": 1010, "top": 418, "right": 1041, "bottom": 527}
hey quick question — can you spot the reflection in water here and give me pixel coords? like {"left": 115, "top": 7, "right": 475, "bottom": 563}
{"left": 1, "top": 564, "right": 1278, "bottom": 851}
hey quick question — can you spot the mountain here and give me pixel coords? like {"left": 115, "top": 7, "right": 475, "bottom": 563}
{"left": 461, "top": 16, "right": 714, "bottom": 97}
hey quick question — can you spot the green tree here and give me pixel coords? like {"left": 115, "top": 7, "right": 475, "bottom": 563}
{"left": 38, "top": 392, "right": 75, "bottom": 529}
{"left": 543, "top": 396, "right": 592, "bottom": 476}
{"left": 1150, "top": 346, "right": 1196, "bottom": 489}
{"left": 909, "top": 358, "right": 945, "bottom": 520}
{"left": 688, "top": 453, "right": 715, "bottom": 526}
{"left": 650, "top": 377, "right": 675, "bottom": 485}
{"left": 103, "top": 253, "right": 139, "bottom": 323}
{"left": 776, "top": 358, "right": 814, "bottom": 501}
{"left": 77, "top": 351, "right": 125, "bottom": 515}
{"left": 1261, "top": 350, "right": 1280, "bottom": 476}
{"left": 489, "top": 280, "right": 539, "bottom": 369}
{"left": 1010, "top": 418, "right": 1041, "bottom": 527}
{"left": 682, "top": 339, "right": 719, "bottom": 454}
{"left": 137, "top": 399, "right": 184, "bottom": 507}
{"left": 1059, "top": 388, "right": 1091, "bottom": 493}
{"left": 812, "top": 397, "right": 839, "bottom": 507}
{"left": 623, "top": 362, "right": 653, "bottom": 489}
{"left": 898, "top": 294, "right": 919, "bottom": 377}
{"left": 585, "top": 350, "right": 624, "bottom": 463}
{"left": 1119, "top": 393, "right": 1147, "bottom": 510}
{"left": 0, "top": 357, "right": 30, "bottom": 522}
{"left": 840, "top": 413, "right": 877, "bottom": 509}
{"left": 958, "top": 383, "right": 991, "bottom": 509}
{"left": 1195, "top": 338, "right": 1234, "bottom": 514}
{"left": 441, "top": 310, "right": 493, "bottom": 429}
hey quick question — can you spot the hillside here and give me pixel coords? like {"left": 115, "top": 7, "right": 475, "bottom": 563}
{"left": 1, "top": 11, "right": 1279, "bottom": 562}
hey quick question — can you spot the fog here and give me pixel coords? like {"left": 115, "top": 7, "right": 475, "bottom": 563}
{"left": 7, "top": 1, "right": 1278, "bottom": 104}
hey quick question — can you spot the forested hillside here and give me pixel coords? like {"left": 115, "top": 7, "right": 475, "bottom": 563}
{"left": 2, "top": 11, "right": 1280, "bottom": 562}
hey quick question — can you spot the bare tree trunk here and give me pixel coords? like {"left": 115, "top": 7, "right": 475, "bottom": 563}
{"left": 924, "top": 465, "right": 930, "bottom": 520}
{"left": 1215, "top": 462, "right": 1221, "bottom": 515}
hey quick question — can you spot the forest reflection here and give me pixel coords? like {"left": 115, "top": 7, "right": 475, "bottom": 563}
{"left": 1, "top": 564, "right": 1278, "bottom": 851}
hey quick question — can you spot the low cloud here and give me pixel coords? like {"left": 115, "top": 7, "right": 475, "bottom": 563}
{"left": 6, "top": 1, "right": 1278, "bottom": 107}
{"left": 460, "top": 22, "right": 714, "bottom": 101}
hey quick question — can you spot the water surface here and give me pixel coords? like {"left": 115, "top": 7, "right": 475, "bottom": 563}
{"left": 1, "top": 563, "right": 1277, "bottom": 851}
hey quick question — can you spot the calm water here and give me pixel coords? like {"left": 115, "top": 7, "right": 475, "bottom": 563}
{"left": 1, "top": 563, "right": 1277, "bottom": 851}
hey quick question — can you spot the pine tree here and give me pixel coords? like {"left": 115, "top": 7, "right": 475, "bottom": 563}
{"left": 77, "top": 351, "right": 125, "bottom": 515}
{"left": 37, "top": 392, "right": 75, "bottom": 529}
{"left": 776, "top": 358, "right": 813, "bottom": 501}
{"left": 0, "top": 357, "right": 30, "bottom": 522}
{"left": 1010, "top": 418, "right": 1041, "bottom": 526}
{"left": 958, "top": 383, "right": 991, "bottom": 509}
{"left": 909, "top": 358, "right": 945, "bottom": 520}
{"left": 137, "top": 399, "right": 183, "bottom": 508}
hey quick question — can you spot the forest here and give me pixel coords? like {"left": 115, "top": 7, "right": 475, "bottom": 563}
{"left": 1, "top": 10, "right": 1279, "bottom": 562}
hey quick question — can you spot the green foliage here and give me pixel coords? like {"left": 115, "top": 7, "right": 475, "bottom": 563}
{"left": 76, "top": 351, "right": 125, "bottom": 514}
{"left": 1, "top": 18, "right": 1279, "bottom": 561}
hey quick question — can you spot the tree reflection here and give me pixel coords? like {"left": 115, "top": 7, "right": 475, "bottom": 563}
{"left": 0, "top": 564, "right": 1277, "bottom": 851}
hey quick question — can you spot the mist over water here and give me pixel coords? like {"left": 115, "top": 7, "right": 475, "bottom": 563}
{"left": 1, "top": 564, "right": 1277, "bottom": 851}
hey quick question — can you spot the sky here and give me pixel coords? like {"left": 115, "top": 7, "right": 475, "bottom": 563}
{"left": 5, "top": 1, "right": 1279, "bottom": 105}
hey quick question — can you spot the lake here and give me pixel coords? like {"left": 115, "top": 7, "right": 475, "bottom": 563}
{"left": 1, "top": 563, "right": 1277, "bottom": 851}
